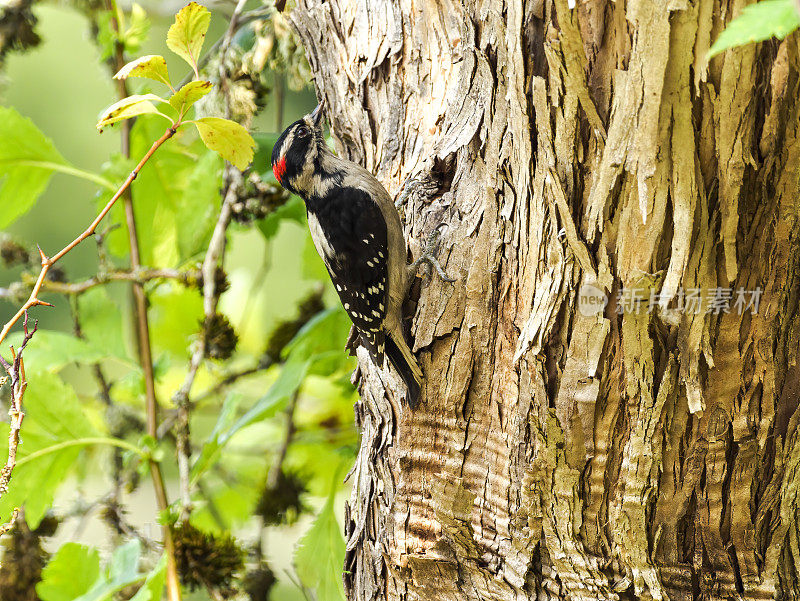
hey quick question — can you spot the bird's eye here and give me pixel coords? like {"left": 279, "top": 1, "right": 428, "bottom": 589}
{"left": 297, "top": 125, "right": 309, "bottom": 137}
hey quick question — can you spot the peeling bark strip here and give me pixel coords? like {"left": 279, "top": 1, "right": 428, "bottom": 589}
{"left": 289, "top": 1, "right": 800, "bottom": 599}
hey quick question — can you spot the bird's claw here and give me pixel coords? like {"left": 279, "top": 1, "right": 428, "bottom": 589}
{"left": 411, "top": 225, "right": 456, "bottom": 285}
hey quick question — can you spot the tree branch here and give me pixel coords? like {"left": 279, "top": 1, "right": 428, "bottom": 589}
{"left": 0, "top": 312, "right": 37, "bottom": 536}
{"left": 0, "top": 126, "right": 177, "bottom": 351}
{"left": 0, "top": 268, "right": 198, "bottom": 298}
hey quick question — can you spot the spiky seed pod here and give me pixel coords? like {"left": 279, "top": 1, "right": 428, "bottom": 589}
{"left": 242, "top": 562, "right": 276, "bottom": 601}
{"left": 0, "top": 514, "right": 58, "bottom": 601}
{"left": 0, "top": 238, "right": 30, "bottom": 267}
{"left": 263, "top": 288, "right": 325, "bottom": 364}
{"left": 203, "top": 314, "right": 238, "bottom": 360}
{"left": 255, "top": 471, "right": 307, "bottom": 526}
{"left": 170, "top": 522, "right": 244, "bottom": 597}
{"left": 194, "top": 266, "right": 230, "bottom": 297}
{"left": 230, "top": 173, "right": 289, "bottom": 224}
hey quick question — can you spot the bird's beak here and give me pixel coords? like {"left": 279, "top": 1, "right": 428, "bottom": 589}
{"left": 310, "top": 100, "right": 325, "bottom": 127}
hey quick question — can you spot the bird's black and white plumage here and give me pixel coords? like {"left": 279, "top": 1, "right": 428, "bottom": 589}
{"left": 271, "top": 102, "right": 423, "bottom": 407}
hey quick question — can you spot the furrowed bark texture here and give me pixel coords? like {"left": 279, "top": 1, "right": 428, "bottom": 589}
{"left": 290, "top": 1, "right": 800, "bottom": 599}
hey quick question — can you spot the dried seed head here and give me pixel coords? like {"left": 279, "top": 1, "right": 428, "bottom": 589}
{"left": 0, "top": 514, "right": 58, "bottom": 601}
{"left": 242, "top": 562, "right": 276, "bottom": 601}
{"left": 203, "top": 314, "right": 238, "bottom": 360}
{"left": 170, "top": 522, "right": 244, "bottom": 596}
{"left": 263, "top": 288, "right": 324, "bottom": 364}
{"left": 255, "top": 471, "right": 306, "bottom": 526}
{"left": 0, "top": 238, "right": 30, "bottom": 267}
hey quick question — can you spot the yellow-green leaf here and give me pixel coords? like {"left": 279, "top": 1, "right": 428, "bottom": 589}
{"left": 166, "top": 2, "right": 211, "bottom": 76}
{"left": 169, "top": 80, "right": 212, "bottom": 113}
{"left": 96, "top": 94, "right": 168, "bottom": 130}
{"left": 193, "top": 117, "right": 255, "bottom": 170}
{"left": 113, "top": 55, "right": 171, "bottom": 87}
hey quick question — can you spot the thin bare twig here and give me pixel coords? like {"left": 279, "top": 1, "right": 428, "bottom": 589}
{"left": 0, "top": 313, "right": 38, "bottom": 536}
{"left": 18, "top": 268, "right": 196, "bottom": 296}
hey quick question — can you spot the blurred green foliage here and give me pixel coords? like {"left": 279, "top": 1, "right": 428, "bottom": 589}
{"left": 709, "top": 0, "right": 800, "bottom": 57}
{"left": 0, "top": 3, "right": 355, "bottom": 601}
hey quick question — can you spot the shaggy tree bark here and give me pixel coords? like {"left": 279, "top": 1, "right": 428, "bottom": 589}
{"left": 289, "top": 1, "right": 800, "bottom": 599}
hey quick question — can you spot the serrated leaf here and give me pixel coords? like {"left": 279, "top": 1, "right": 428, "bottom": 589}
{"left": 74, "top": 540, "right": 145, "bottom": 601}
{"left": 96, "top": 94, "right": 168, "bottom": 130}
{"left": 114, "top": 55, "right": 170, "bottom": 87}
{"left": 0, "top": 107, "right": 69, "bottom": 229}
{"left": 0, "top": 370, "right": 100, "bottom": 528}
{"left": 166, "top": 2, "right": 211, "bottom": 75}
{"left": 193, "top": 117, "right": 255, "bottom": 170}
{"left": 169, "top": 80, "right": 212, "bottom": 113}
{"left": 709, "top": 0, "right": 800, "bottom": 57}
{"left": 294, "top": 488, "right": 346, "bottom": 601}
{"left": 37, "top": 543, "right": 101, "bottom": 601}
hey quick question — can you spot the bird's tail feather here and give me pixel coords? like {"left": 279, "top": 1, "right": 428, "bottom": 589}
{"left": 385, "top": 334, "right": 423, "bottom": 409}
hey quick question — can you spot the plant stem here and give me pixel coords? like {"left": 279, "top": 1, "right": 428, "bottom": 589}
{"left": 108, "top": 7, "right": 182, "bottom": 597}
{"left": 14, "top": 437, "right": 145, "bottom": 467}
{"left": 0, "top": 160, "right": 116, "bottom": 190}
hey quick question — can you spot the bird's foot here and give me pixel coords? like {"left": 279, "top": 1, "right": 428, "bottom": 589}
{"left": 410, "top": 225, "right": 456, "bottom": 285}
{"left": 394, "top": 176, "right": 423, "bottom": 211}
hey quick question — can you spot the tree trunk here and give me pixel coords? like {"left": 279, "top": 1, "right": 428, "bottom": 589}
{"left": 289, "top": 1, "right": 800, "bottom": 599}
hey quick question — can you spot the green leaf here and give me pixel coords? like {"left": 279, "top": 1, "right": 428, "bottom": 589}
{"left": 189, "top": 392, "right": 244, "bottom": 484}
{"left": 0, "top": 371, "right": 100, "bottom": 528}
{"left": 176, "top": 150, "right": 223, "bottom": 260}
{"left": 75, "top": 540, "right": 145, "bottom": 601}
{"left": 709, "top": 0, "right": 800, "bottom": 57}
{"left": 0, "top": 106, "right": 68, "bottom": 229}
{"left": 77, "top": 288, "right": 134, "bottom": 363}
{"left": 193, "top": 117, "right": 256, "bottom": 170}
{"left": 37, "top": 543, "right": 101, "bottom": 601}
{"left": 227, "top": 356, "right": 310, "bottom": 439}
{"left": 129, "top": 554, "right": 167, "bottom": 601}
{"left": 148, "top": 282, "right": 203, "bottom": 354}
{"left": 189, "top": 357, "right": 309, "bottom": 485}
{"left": 166, "top": 2, "right": 211, "bottom": 76}
{"left": 169, "top": 80, "right": 213, "bottom": 114}
{"left": 123, "top": 3, "right": 151, "bottom": 55}
{"left": 96, "top": 94, "right": 169, "bottom": 131}
{"left": 294, "top": 487, "right": 346, "bottom": 601}
{"left": 114, "top": 55, "right": 171, "bottom": 88}
{"left": 257, "top": 195, "right": 306, "bottom": 240}
{"left": 4, "top": 329, "right": 126, "bottom": 372}
{"left": 128, "top": 118, "right": 207, "bottom": 266}
{"left": 283, "top": 308, "right": 351, "bottom": 362}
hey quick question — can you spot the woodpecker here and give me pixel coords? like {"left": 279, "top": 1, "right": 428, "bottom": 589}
{"left": 271, "top": 101, "right": 439, "bottom": 408}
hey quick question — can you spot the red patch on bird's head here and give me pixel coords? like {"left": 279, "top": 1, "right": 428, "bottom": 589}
{"left": 273, "top": 157, "right": 287, "bottom": 183}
